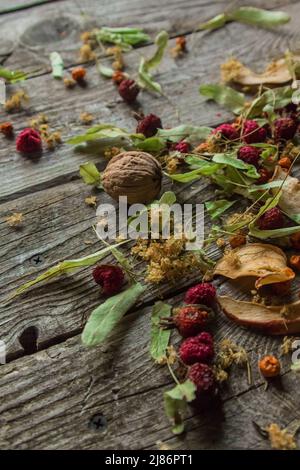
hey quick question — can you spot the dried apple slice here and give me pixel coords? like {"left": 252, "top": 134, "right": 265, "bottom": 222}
{"left": 272, "top": 166, "right": 300, "bottom": 221}
{"left": 214, "top": 243, "right": 295, "bottom": 289}
{"left": 218, "top": 295, "right": 300, "bottom": 335}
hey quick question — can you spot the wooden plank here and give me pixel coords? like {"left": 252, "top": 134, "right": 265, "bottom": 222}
{"left": 0, "top": 299, "right": 297, "bottom": 449}
{"left": 1, "top": 2, "right": 300, "bottom": 201}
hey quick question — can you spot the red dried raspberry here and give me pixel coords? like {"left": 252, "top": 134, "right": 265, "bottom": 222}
{"left": 188, "top": 362, "right": 215, "bottom": 394}
{"left": 237, "top": 146, "right": 261, "bottom": 168}
{"left": 274, "top": 117, "right": 298, "bottom": 141}
{"left": 173, "top": 141, "right": 190, "bottom": 153}
{"left": 118, "top": 79, "right": 140, "bottom": 103}
{"left": 258, "top": 207, "right": 284, "bottom": 230}
{"left": 174, "top": 306, "right": 211, "bottom": 337}
{"left": 256, "top": 168, "right": 272, "bottom": 185}
{"left": 136, "top": 113, "right": 162, "bottom": 138}
{"left": 179, "top": 332, "right": 214, "bottom": 365}
{"left": 242, "top": 120, "right": 267, "bottom": 144}
{"left": 212, "top": 123, "right": 239, "bottom": 141}
{"left": 184, "top": 282, "right": 216, "bottom": 306}
{"left": 16, "top": 128, "right": 42, "bottom": 154}
{"left": 92, "top": 264, "right": 124, "bottom": 296}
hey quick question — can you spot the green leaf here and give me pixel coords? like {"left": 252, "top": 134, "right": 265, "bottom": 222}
{"left": 248, "top": 180, "right": 284, "bottom": 192}
{"left": 134, "top": 136, "right": 166, "bottom": 153}
{"left": 230, "top": 7, "right": 290, "bottom": 28}
{"left": 199, "top": 84, "right": 246, "bottom": 114}
{"left": 79, "top": 162, "right": 102, "bottom": 188}
{"left": 164, "top": 380, "right": 196, "bottom": 435}
{"left": 12, "top": 241, "right": 128, "bottom": 298}
{"left": 157, "top": 125, "right": 212, "bottom": 144}
{"left": 81, "top": 282, "right": 146, "bottom": 346}
{"left": 199, "top": 13, "right": 227, "bottom": 31}
{"left": 205, "top": 199, "right": 236, "bottom": 220}
{"left": 248, "top": 86, "right": 293, "bottom": 118}
{"left": 212, "top": 153, "right": 259, "bottom": 178}
{"left": 138, "top": 31, "right": 169, "bottom": 94}
{"left": 199, "top": 7, "right": 290, "bottom": 31}
{"left": 95, "top": 27, "right": 150, "bottom": 49}
{"left": 96, "top": 63, "right": 114, "bottom": 78}
{"left": 167, "top": 163, "right": 219, "bottom": 183}
{"left": 50, "top": 52, "right": 64, "bottom": 79}
{"left": 158, "top": 191, "right": 177, "bottom": 206}
{"left": 150, "top": 301, "right": 172, "bottom": 362}
{"left": 67, "top": 124, "right": 130, "bottom": 145}
{"left": 0, "top": 67, "right": 27, "bottom": 83}
{"left": 291, "top": 361, "right": 300, "bottom": 372}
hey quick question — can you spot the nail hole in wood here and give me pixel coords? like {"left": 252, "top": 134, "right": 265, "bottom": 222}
{"left": 19, "top": 326, "right": 39, "bottom": 355}
{"left": 88, "top": 413, "right": 107, "bottom": 432}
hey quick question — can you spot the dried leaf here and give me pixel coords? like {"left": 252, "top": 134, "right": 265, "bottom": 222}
{"left": 50, "top": 52, "right": 64, "bottom": 79}
{"left": 200, "top": 7, "right": 290, "bottom": 31}
{"left": 12, "top": 240, "right": 127, "bottom": 298}
{"left": 271, "top": 166, "right": 300, "bottom": 221}
{"left": 138, "top": 31, "right": 169, "bottom": 94}
{"left": 214, "top": 243, "right": 295, "bottom": 289}
{"left": 81, "top": 282, "right": 146, "bottom": 346}
{"left": 205, "top": 199, "right": 236, "bottom": 220}
{"left": 80, "top": 162, "right": 102, "bottom": 189}
{"left": 199, "top": 84, "right": 246, "bottom": 114}
{"left": 164, "top": 380, "right": 196, "bottom": 435}
{"left": 218, "top": 296, "right": 300, "bottom": 335}
{"left": 150, "top": 301, "right": 172, "bottom": 362}
{"left": 0, "top": 67, "right": 27, "bottom": 83}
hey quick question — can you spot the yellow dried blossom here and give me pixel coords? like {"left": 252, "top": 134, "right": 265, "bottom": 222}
{"left": 80, "top": 44, "right": 96, "bottom": 62}
{"left": 64, "top": 77, "right": 76, "bottom": 89}
{"left": 5, "top": 90, "right": 29, "bottom": 112}
{"left": 85, "top": 195, "right": 97, "bottom": 207}
{"left": 266, "top": 423, "right": 296, "bottom": 450}
{"left": 280, "top": 336, "right": 294, "bottom": 355}
{"left": 80, "top": 112, "right": 94, "bottom": 124}
{"left": 221, "top": 57, "right": 244, "bottom": 83}
{"left": 5, "top": 212, "right": 23, "bottom": 227}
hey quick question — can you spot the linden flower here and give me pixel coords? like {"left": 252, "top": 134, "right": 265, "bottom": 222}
{"left": 266, "top": 423, "right": 296, "bottom": 450}
{"left": 220, "top": 57, "right": 244, "bottom": 83}
{"left": 5, "top": 212, "right": 23, "bottom": 227}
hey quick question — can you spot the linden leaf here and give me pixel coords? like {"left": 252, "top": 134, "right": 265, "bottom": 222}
{"left": 81, "top": 282, "right": 146, "bottom": 347}
{"left": 150, "top": 301, "right": 172, "bottom": 362}
{"left": 12, "top": 240, "right": 128, "bottom": 298}
{"left": 199, "top": 84, "right": 246, "bottom": 114}
{"left": 138, "top": 31, "right": 169, "bottom": 94}
{"left": 79, "top": 162, "right": 102, "bottom": 189}
{"left": 157, "top": 125, "right": 212, "bottom": 144}
{"left": 205, "top": 199, "right": 236, "bottom": 220}
{"left": 164, "top": 380, "right": 196, "bottom": 435}
{"left": 50, "top": 52, "right": 64, "bottom": 79}
{"left": 95, "top": 27, "right": 150, "bottom": 50}
{"left": 0, "top": 67, "right": 27, "bottom": 83}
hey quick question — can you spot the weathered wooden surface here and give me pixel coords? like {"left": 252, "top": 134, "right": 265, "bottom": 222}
{"left": 0, "top": 0, "right": 300, "bottom": 450}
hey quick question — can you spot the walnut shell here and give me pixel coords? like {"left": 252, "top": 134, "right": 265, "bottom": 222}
{"left": 102, "top": 151, "right": 162, "bottom": 204}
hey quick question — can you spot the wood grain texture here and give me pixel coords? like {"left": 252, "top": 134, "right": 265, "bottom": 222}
{"left": 0, "top": 299, "right": 298, "bottom": 450}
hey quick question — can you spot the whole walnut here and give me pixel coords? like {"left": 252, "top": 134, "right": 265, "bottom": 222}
{"left": 102, "top": 151, "right": 162, "bottom": 204}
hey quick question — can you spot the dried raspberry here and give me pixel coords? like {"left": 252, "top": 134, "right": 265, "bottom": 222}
{"left": 212, "top": 123, "right": 239, "bottom": 141}
{"left": 174, "top": 306, "right": 211, "bottom": 337}
{"left": 188, "top": 362, "right": 215, "bottom": 394}
{"left": 0, "top": 122, "right": 14, "bottom": 138}
{"left": 16, "top": 128, "right": 42, "bottom": 154}
{"left": 175, "top": 36, "right": 187, "bottom": 51}
{"left": 237, "top": 146, "right": 261, "bottom": 167}
{"left": 258, "top": 207, "right": 285, "bottom": 230}
{"left": 274, "top": 117, "right": 298, "bottom": 141}
{"left": 184, "top": 282, "right": 216, "bottom": 306}
{"left": 136, "top": 113, "right": 162, "bottom": 138}
{"left": 92, "top": 264, "right": 124, "bottom": 296}
{"left": 118, "top": 79, "right": 140, "bottom": 104}
{"left": 179, "top": 332, "right": 214, "bottom": 365}
{"left": 256, "top": 168, "right": 272, "bottom": 185}
{"left": 71, "top": 67, "right": 86, "bottom": 82}
{"left": 173, "top": 141, "right": 190, "bottom": 153}
{"left": 242, "top": 120, "right": 267, "bottom": 144}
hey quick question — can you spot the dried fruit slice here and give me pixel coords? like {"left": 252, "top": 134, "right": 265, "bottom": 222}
{"left": 272, "top": 166, "right": 300, "bottom": 219}
{"left": 214, "top": 243, "right": 295, "bottom": 289}
{"left": 218, "top": 295, "right": 300, "bottom": 334}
